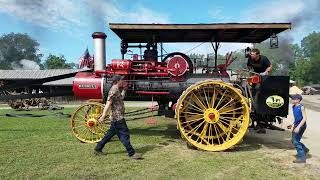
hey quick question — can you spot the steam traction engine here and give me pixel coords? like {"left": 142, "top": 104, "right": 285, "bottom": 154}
{"left": 71, "top": 23, "right": 291, "bottom": 151}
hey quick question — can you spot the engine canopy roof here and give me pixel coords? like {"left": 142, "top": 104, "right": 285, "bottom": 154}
{"left": 110, "top": 23, "right": 291, "bottom": 43}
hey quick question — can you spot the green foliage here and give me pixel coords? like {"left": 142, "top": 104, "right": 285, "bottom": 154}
{"left": 291, "top": 57, "right": 312, "bottom": 85}
{"left": 308, "top": 52, "right": 320, "bottom": 83}
{"left": 291, "top": 32, "right": 320, "bottom": 86}
{"left": 228, "top": 50, "right": 247, "bottom": 70}
{"left": 189, "top": 53, "right": 205, "bottom": 67}
{"left": 43, "top": 54, "right": 75, "bottom": 69}
{"left": 301, "top": 31, "right": 320, "bottom": 57}
{"left": 0, "top": 33, "right": 42, "bottom": 69}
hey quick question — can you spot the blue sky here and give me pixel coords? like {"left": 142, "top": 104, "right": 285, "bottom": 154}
{"left": 0, "top": 0, "right": 319, "bottom": 65}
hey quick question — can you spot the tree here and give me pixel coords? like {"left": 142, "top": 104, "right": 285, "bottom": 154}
{"left": 43, "top": 54, "right": 75, "bottom": 69}
{"left": 307, "top": 52, "right": 320, "bottom": 84}
{"left": 0, "top": 33, "right": 42, "bottom": 69}
{"left": 301, "top": 31, "right": 320, "bottom": 57}
{"left": 291, "top": 31, "right": 320, "bottom": 85}
{"left": 227, "top": 50, "right": 247, "bottom": 70}
{"left": 291, "top": 57, "right": 312, "bottom": 85}
{"left": 189, "top": 53, "right": 205, "bottom": 67}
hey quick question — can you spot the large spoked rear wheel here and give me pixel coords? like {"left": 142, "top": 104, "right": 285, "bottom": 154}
{"left": 71, "top": 102, "right": 110, "bottom": 143}
{"left": 176, "top": 80, "right": 250, "bottom": 151}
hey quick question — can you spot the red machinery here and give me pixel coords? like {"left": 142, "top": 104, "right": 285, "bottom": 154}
{"left": 73, "top": 32, "right": 197, "bottom": 102}
{"left": 71, "top": 23, "right": 291, "bottom": 152}
{"left": 73, "top": 31, "right": 232, "bottom": 102}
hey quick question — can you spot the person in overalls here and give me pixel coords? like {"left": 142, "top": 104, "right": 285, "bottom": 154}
{"left": 287, "top": 94, "right": 309, "bottom": 163}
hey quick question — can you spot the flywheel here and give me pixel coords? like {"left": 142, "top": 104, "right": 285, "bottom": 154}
{"left": 71, "top": 102, "right": 110, "bottom": 143}
{"left": 176, "top": 80, "right": 250, "bottom": 151}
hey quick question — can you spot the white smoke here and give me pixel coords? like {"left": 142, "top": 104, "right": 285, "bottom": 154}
{"left": 11, "top": 59, "right": 41, "bottom": 70}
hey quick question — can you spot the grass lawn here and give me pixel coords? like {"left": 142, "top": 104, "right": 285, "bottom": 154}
{"left": 0, "top": 107, "right": 301, "bottom": 180}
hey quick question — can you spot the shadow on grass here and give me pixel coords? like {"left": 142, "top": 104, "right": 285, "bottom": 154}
{"left": 126, "top": 115, "right": 162, "bottom": 122}
{"left": 130, "top": 124, "right": 179, "bottom": 140}
{"left": 128, "top": 119, "right": 296, "bottom": 152}
{"left": 130, "top": 123, "right": 294, "bottom": 153}
{"left": 108, "top": 144, "right": 164, "bottom": 155}
{"left": 229, "top": 129, "right": 294, "bottom": 152}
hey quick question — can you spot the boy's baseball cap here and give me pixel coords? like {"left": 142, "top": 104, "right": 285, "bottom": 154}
{"left": 290, "top": 94, "right": 303, "bottom": 101}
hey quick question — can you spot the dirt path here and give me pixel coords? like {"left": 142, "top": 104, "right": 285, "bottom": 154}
{"left": 301, "top": 95, "right": 320, "bottom": 111}
{"left": 242, "top": 97, "right": 320, "bottom": 178}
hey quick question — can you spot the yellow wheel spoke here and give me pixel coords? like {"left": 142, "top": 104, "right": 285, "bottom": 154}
{"left": 220, "top": 112, "right": 244, "bottom": 115}
{"left": 73, "top": 124, "right": 86, "bottom": 129}
{"left": 181, "top": 116, "right": 203, "bottom": 125}
{"left": 95, "top": 124, "right": 107, "bottom": 133}
{"left": 211, "top": 87, "right": 217, "bottom": 108}
{"left": 183, "top": 98, "right": 204, "bottom": 112}
{"left": 89, "top": 105, "right": 95, "bottom": 118}
{"left": 188, "top": 106, "right": 204, "bottom": 113}
{"left": 208, "top": 123, "right": 212, "bottom": 144}
{"left": 181, "top": 100, "right": 196, "bottom": 112}
{"left": 89, "top": 130, "right": 94, "bottom": 141}
{"left": 206, "top": 87, "right": 211, "bottom": 108}
{"left": 215, "top": 89, "right": 227, "bottom": 109}
{"left": 213, "top": 124, "right": 221, "bottom": 145}
{"left": 209, "top": 124, "right": 215, "bottom": 145}
{"left": 81, "top": 127, "right": 91, "bottom": 139}
{"left": 186, "top": 120, "right": 205, "bottom": 135}
{"left": 74, "top": 113, "right": 87, "bottom": 122}
{"left": 191, "top": 93, "right": 207, "bottom": 110}
{"left": 186, "top": 114, "right": 204, "bottom": 121}
{"left": 76, "top": 126, "right": 87, "bottom": 136}
{"left": 217, "top": 98, "right": 235, "bottom": 112}
{"left": 201, "top": 137, "right": 210, "bottom": 145}
{"left": 195, "top": 90, "right": 208, "bottom": 108}
{"left": 182, "top": 111, "right": 203, "bottom": 115}
{"left": 216, "top": 122, "right": 227, "bottom": 143}
{"left": 202, "top": 87, "right": 210, "bottom": 108}
{"left": 199, "top": 122, "right": 209, "bottom": 139}
{"left": 74, "top": 109, "right": 88, "bottom": 120}
{"left": 220, "top": 106, "right": 243, "bottom": 114}
{"left": 216, "top": 122, "right": 228, "bottom": 135}
{"left": 79, "top": 108, "right": 89, "bottom": 119}
{"left": 219, "top": 116, "right": 242, "bottom": 121}
{"left": 220, "top": 119, "right": 240, "bottom": 133}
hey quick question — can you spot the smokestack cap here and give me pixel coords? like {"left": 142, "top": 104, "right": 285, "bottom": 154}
{"left": 92, "top": 32, "right": 107, "bottom": 39}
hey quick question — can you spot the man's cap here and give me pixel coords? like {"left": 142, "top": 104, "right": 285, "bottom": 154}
{"left": 110, "top": 75, "right": 124, "bottom": 84}
{"left": 290, "top": 94, "right": 303, "bottom": 101}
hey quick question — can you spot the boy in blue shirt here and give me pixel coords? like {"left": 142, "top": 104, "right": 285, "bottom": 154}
{"left": 287, "top": 94, "right": 309, "bottom": 163}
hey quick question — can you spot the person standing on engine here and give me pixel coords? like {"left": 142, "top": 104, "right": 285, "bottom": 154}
{"left": 247, "top": 48, "right": 272, "bottom": 134}
{"left": 247, "top": 48, "right": 272, "bottom": 76}
{"left": 94, "top": 75, "right": 142, "bottom": 160}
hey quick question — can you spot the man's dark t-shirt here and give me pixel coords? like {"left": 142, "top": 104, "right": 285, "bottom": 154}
{"left": 247, "top": 55, "right": 271, "bottom": 73}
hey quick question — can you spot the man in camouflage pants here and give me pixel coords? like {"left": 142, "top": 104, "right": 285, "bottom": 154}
{"left": 94, "top": 75, "right": 142, "bottom": 159}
